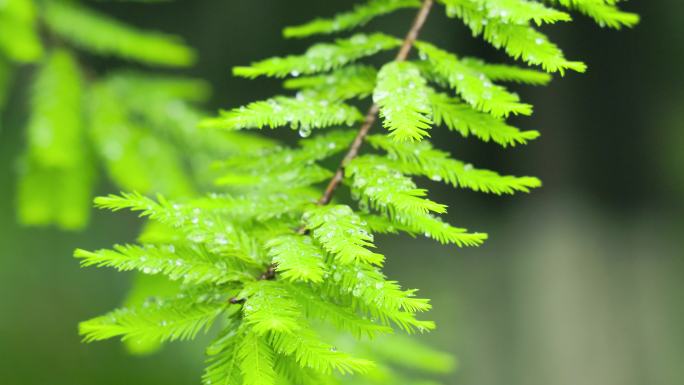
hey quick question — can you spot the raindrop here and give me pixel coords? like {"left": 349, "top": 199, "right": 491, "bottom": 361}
{"left": 298, "top": 126, "right": 312, "bottom": 138}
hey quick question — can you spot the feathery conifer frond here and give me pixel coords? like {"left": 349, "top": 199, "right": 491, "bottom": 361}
{"left": 75, "top": 244, "right": 250, "bottom": 285}
{"left": 94, "top": 192, "right": 261, "bottom": 264}
{"left": 347, "top": 156, "right": 487, "bottom": 247}
{"left": 239, "top": 331, "right": 277, "bottom": 385}
{"left": 80, "top": 291, "right": 226, "bottom": 343}
{"left": 416, "top": 215, "right": 489, "bottom": 246}
{"left": 42, "top": 1, "right": 195, "bottom": 66}
{"left": 72, "top": 1, "right": 638, "bottom": 385}
{"left": 17, "top": 49, "right": 94, "bottom": 230}
{"left": 216, "top": 165, "right": 332, "bottom": 192}
{"left": 438, "top": 0, "right": 587, "bottom": 73}
{"left": 304, "top": 205, "right": 385, "bottom": 266}
{"left": 284, "top": 65, "right": 378, "bottom": 101}
{"left": 12, "top": 41, "right": 262, "bottom": 230}
{"left": 273, "top": 354, "right": 338, "bottom": 385}
{"left": 284, "top": 0, "right": 421, "bottom": 38}
{"left": 374, "top": 61, "right": 433, "bottom": 141}
{"left": 241, "top": 281, "right": 303, "bottom": 335}
{"left": 460, "top": 58, "right": 552, "bottom": 85}
{"left": 201, "top": 95, "right": 362, "bottom": 133}
{"left": 283, "top": 0, "right": 420, "bottom": 38}
{"left": 367, "top": 135, "right": 542, "bottom": 194}
{"left": 474, "top": 0, "right": 572, "bottom": 25}
{"left": 233, "top": 33, "right": 401, "bottom": 78}
{"left": 361, "top": 213, "right": 413, "bottom": 235}
{"left": 416, "top": 41, "right": 532, "bottom": 117}
{"left": 428, "top": 90, "right": 540, "bottom": 146}
{"left": 217, "top": 129, "right": 356, "bottom": 172}
{"left": 192, "top": 191, "right": 318, "bottom": 223}
{"left": 322, "top": 263, "right": 435, "bottom": 333}
{"left": 204, "top": 326, "right": 245, "bottom": 385}
{"left": 288, "top": 284, "right": 393, "bottom": 339}
{"left": 549, "top": 0, "right": 639, "bottom": 28}
{"left": 347, "top": 157, "right": 447, "bottom": 216}
{"left": 119, "top": 274, "right": 182, "bottom": 355}
{"left": 267, "top": 235, "right": 328, "bottom": 283}
{"left": 269, "top": 327, "right": 374, "bottom": 375}
{"left": 210, "top": 130, "right": 346, "bottom": 191}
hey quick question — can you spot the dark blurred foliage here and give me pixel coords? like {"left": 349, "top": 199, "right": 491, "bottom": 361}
{"left": 1, "top": 1, "right": 682, "bottom": 385}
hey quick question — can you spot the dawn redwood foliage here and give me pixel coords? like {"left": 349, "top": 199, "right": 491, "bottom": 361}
{"left": 1, "top": 0, "right": 267, "bottom": 230}
{"left": 5, "top": 0, "right": 638, "bottom": 384}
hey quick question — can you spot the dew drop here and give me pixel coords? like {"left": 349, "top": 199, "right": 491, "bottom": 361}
{"left": 298, "top": 126, "right": 312, "bottom": 138}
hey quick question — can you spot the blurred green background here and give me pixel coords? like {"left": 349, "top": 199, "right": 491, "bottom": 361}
{"left": 1, "top": 1, "right": 682, "bottom": 384}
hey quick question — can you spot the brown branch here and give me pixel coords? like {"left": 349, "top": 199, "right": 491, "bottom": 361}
{"left": 252, "top": 0, "right": 435, "bottom": 285}
{"left": 317, "top": 0, "right": 434, "bottom": 206}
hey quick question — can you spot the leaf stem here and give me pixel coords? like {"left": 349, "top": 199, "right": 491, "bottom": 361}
{"left": 317, "top": 0, "right": 434, "bottom": 206}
